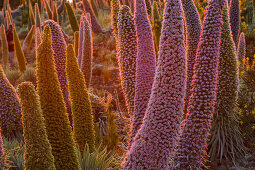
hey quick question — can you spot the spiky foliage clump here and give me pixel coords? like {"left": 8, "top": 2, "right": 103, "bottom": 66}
{"left": 151, "top": 1, "right": 162, "bottom": 56}
{"left": 208, "top": 3, "right": 245, "bottom": 164}
{"left": 66, "top": 44, "right": 95, "bottom": 153}
{"left": 229, "top": 0, "right": 240, "bottom": 47}
{"left": 111, "top": 0, "right": 120, "bottom": 39}
{"left": 82, "top": 0, "right": 102, "bottom": 33}
{"left": 13, "top": 26, "right": 26, "bottom": 73}
{"left": 104, "top": 95, "right": 119, "bottom": 150}
{"left": 237, "top": 32, "right": 246, "bottom": 66}
{"left": 182, "top": 0, "right": 202, "bottom": 113}
{"left": 76, "top": 144, "right": 119, "bottom": 169}
{"left": 0, "top": 64, "right": 22, "bottom": 138}
{"left": 36, "top": 26, "right": 79, "bottom": 169}
{"left": 0, "top": 24, "right": 8, "bottom": 69}
{"left": 79, "top": 15, "right": 93, "bottom": 88}
{"left": 122, "top": 0, "right": 186, "bottom": 168}
{"left": 44, "top": 20, "right": 72, "bottom": 120}
{"left": 173, "top": 0, "right": 225, "bottom": 169}
{"left": 22, "top": 25, "right": 35, "bottom": 54}
{"left": 65, "top": 2, "right": 79, "bottom": 33}
{"left": 117, "top": 6, "right": 137, "bottom": 115}
{"left": 74, "top": 31, "right": 79, "bottom": 57}
{"left": 17, "top": 82, "right": 56, "bottom": 170}
{"left": 129, "top": 0, "right": 156, "bottom": 147}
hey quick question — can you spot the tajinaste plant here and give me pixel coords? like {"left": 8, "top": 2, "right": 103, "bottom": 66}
{"left": 36, "top": 26, "right": 79, "bottom": 169}
{"left": 44, "top": 20, "right": 72, "bottom": 122}
{"left": 229, "top": 0, "right": 240, "bottom": 47}
{"left": 0, "top": 64, "right": 22, "bottom": 138}
{"left": 237, "top": 32, "right": 246, "bottom": 66}
{"left": 78, "top": 16, "right": 85, "bottom": 67}
{"left": 122, "top": 0, "right": 186, "bottom": 168}
{"left": 82, "top": 0, "right": 102, "bottom": 33}
{"left": 129, "top": 0, "right": 156, "bottom": 147}
{"left": 182, "top": 0, "right": 202, "bottom": 114}
{"left": 111, "top": 0, "right": 120, "bottom": 39}
{"left": 208, "top": 2, "right": 245, "bottom": 164}
{"left": 173, "top": 0, "right": 225, "bottom": 169}
{"left": 80, "top": 15, "right": 93, "bottom": 88}
{"left": 66, "top": 44, "right": 96, "bottom": 153}
{"left": 17, "top": 82, "right": 55, "bottom": 169}
{"left": 117, "top": 6, "right": 137, "bottom": 115}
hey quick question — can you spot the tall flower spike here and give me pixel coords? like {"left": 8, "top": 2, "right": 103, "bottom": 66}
{"left": 36, "top": 26, "right": 79, "bottom": 169}
{"left": 182, "top": 0, "right": 202, "bottom": 114}
{"left": 13, "top": 26, "right": 27, "bottom": 73}
{"left": 81, "top": 15, "right": 93, "bottom": 88}
{"left": 111, "top": 0, "right": 120, "bottom": 39}
{"left": 0, "top": 64, "right": 22, "bottom": 138}
{"left": 111, "top": 0, "right": 121, "bottom": 81}
{"left": 44, "top": 20, "right": 72, "bottom": 122}
{"left": 17, "top": 82, "right": 56, "bottom": 170}
{"left": 237, "top": 32, "right": 246, "bottom": 66}
{"left": 129, "top": 0, "right": 156, "bottom": 147}
{"left": 173, "top": 0, "right": 225, "bottom": 169}
{"left": 22, "top": 25, "right": 35, "bottom": 57}
{"left": 78, "top": 17, "right": 85, "bottom": 67}
{"left": 208, "top": 2, "right": 244, "bottom": 163}
{"left": 66, "top": 44, "right": 95, "bottom": 153}
{"left": 82, "top": 0, "right": 102, "bottom": 33}
{"left": 0, "top": 24, "right": 8, "bottom": 69}
{"left": 229, "top": 0, "right": 240, "bottom": 47}
{"left": 122, "top": 0, "right": 186, "bottom": 168}
{"left": 117, "top": 6, "right": 137, "bottom": 115}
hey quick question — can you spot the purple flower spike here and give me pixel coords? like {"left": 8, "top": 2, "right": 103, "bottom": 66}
{"left": 173, "top": 0, "right": 225, "bottom": 169}
{"left": 44, "top": 20, "right": 72, "bottom": 122}
{"left": 78, "top": 15, "right": 93, "bottom": 88}
{"left": 182, "top": 0, "right": 202, "bottom": 114}
{"left": 117, "top": 6, "right": 137, "bottom": 115}
{"left": 122, "top": 0, "right": 186, "bottom": 168}
{"left": 229, "top": 0, "right": 240, "bottom": 47}
{"left": 237, "top": 32, "right": 246, "bottom": 65}
{"left": 129, "top": 0, "right": 156, "bottom": 147}
{"left": 0, "top": 65, "right": 22, "bottom": 138}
